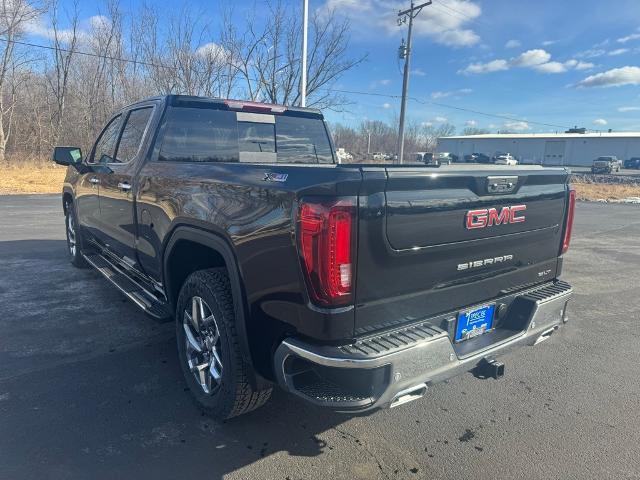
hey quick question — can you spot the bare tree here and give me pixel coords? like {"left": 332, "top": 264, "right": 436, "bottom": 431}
{"left": 46, "top": 0, "right": 80, "bottom": 145}
{"left": 227, "top": 1, "right": 365, "bottom": 109}
{"left": 0, "top": 0, "right": 42, "bottom": 161}
{"left": 423, "top": 123, "right": 456, "bottom": 152}
{"left": 462, "top": 127, "right": 490, "bottom": 135}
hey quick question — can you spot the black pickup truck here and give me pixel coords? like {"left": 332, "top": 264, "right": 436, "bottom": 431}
{"left": 53, "top": 95, "right": 575, "bottom": 419}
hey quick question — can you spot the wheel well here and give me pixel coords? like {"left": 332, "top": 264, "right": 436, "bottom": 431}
{"left": 165, "top": 239, "right": 227, "bottom": 308}
{"left": 62, "top": 193, "right": 73, "bottom": 214}
{"left": 164, "top": 235, "right": 289, "bottom": 382}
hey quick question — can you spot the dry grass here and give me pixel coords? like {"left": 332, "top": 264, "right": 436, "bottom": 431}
{"left": 1, "top": 162, "right": 640, "bottom": 202}
{"left": 572, "top": 181, "right": 640, "bottom": 201}
{"left": 0, "top": 163, "right": 67, "bottom": 195}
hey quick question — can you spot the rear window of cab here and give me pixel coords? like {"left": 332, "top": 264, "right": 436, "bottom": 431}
{"left": 157, "top": 107, "right": 334, "bottom": 164}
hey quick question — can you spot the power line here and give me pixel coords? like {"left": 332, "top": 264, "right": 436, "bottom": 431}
{"left": 432, "top": 0, "right": 483, "bottom": 24}
{"left": 330, "top": 88, "right": 573, "bottom": 130}
{"left": 1, "top": 36, "right": 576, "bottom": 131}
{"left": 0, "top": 37, "right": 180, "bottom": 72}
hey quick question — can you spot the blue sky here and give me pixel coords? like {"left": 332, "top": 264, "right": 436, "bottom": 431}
{"left": 25, "top": 0, "right": 640, "bottom": 133}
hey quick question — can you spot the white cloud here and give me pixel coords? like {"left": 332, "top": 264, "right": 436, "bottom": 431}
{"left": 542, "top": 40, "right": 557, "bottom": 46}
{"left": 574, "top": 61, "right": 595, "bottom": 70}
{"left": 382, "top": 102, "right": 392, "bottom": 109}
{"left": 422, "top": 121, "right": 433, "bottom": 127}
{"left": 431, "top": 88, "right": 473, "bottom": 99}
{"left": 618, "top": 106, "right": 640, "bottom": 112}
{"left": 593, "top": 118, "right": 608, "bottom": 126}
{"left": 369, "top": 79, "right": 392, "bottom": 89}
{"left": 608, "top": 48, "right": 629, "bottom": 56}
{"left": 575, "top": 48, "right": 606, "bottom": 59}
{"left": 503, "top": 121, "right": 530, "bottom": 131}
{"left": 25, "top": 14, "right": 111, "bottom": 44}
{"left": 323, "top": 0, "right": 482, "bottom": 47}
{"left": 460, "top": 59, "right": 509, "bottom": 75}
{"left": 461, "top": 49, "right": 590, "bottom": 76}
{"left": 533, "top": 61, "right": 567, "bottom": 74}
{"left": 576, "top": 66, "right": 640, "bottom": 88}
{"left": 618, "top": 32, "right": 640, "bottom": 44}
{"left": 434, "top": 116, "right": 448, "bottom": 123}
{"left": 195, "top": 42, "right": 228, "bottom": 59}
{"left": 465, "top": 120, "right": 477, "bottom": 127}
{"left": 512, "top": 49, "right": 551, "bottom": 67}
{"left": 505, "top": 39, "right": 521, "bottom": 49}
{"left": 411, "top": 68, "right": 427, "bottom": 77}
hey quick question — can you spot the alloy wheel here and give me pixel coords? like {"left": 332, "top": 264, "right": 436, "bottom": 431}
{"left": 66, "top": 212, "right": 77, "bottom": 257}
{"left": 183, "top": 296, "right": 223, "bottom": 394}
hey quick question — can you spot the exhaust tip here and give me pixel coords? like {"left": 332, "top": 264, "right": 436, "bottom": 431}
{"left": 390, "top": 383, "right": 428, "bottom": 408}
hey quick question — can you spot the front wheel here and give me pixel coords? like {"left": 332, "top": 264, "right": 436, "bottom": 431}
{"left": 176, "top": 268, "right": 272, "bottom": 419}
{"left": 65, "top": 202, "right": 87, "bottom": 268}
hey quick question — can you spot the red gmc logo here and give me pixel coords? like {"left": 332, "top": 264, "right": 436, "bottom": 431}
{"left": 465, "top": 205, "right": 527, "bottom": 229}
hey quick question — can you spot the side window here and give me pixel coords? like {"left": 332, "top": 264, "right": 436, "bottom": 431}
{"left": 275, "top": 116, "right": 334, "bottom": 164}
{"left": 90, "top": 115, "right": 122, "bottom": 164}
{"left": 114, "top": 107, "right": 153, "bottom": 164}
{"left": 158, "top": 107, "right": 239, "bottom": 163}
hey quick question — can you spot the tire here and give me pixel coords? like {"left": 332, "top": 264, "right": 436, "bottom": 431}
{"left": 64, "top": 201, "right": 87, "bottom": 268}
{"left": 176, "top": 268, "right": 272, "bottom": 419}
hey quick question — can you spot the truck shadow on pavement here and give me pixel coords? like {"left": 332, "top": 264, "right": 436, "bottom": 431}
{"left": 0, "top": 239, "right": 366, "bottom": 480}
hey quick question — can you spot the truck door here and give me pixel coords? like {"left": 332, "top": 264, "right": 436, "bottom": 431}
{"left": 96, "top": 106, "right": 154, "bottom": 265}
{"left": 76, "top": 114, "right": 123, "bottom": 242}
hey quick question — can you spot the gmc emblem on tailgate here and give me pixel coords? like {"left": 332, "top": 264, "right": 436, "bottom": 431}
{"left": 465, "top": 205, "right": 526, "bottom": 230}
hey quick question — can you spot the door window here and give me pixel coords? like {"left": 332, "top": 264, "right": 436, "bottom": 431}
{"left": 114, "top": 107, "right": 154, "bottom": 164}
{"left": 90, "top": 115, "right": 122, "bottom": 164}
{"left": 158, "top": 108, "right": 239, "bottom": 163}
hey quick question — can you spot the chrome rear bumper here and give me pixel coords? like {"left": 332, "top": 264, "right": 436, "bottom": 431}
{"left": 274, "top": 281, "right": 572, "bottom": 412}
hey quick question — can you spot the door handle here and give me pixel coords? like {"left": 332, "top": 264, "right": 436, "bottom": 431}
{"left": 118, "top": 182, "right": 132, "bottom": 191}
{"left": 89, "top": 177, "right": 100, "bottom": 184}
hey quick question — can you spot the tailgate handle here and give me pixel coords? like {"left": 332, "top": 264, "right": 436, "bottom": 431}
{"left": 487, "top": 176, "right": 518, "bottom": 194}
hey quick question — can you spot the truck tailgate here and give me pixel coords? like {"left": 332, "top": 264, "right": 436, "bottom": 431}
{"left": 354, "top": 166, "right": 569, "bottom": 335}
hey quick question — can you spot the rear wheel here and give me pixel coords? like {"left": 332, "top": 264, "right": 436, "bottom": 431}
{"left": 65, "top": 202, "right": 87, "bottom": 268}
{"left": 176, "top": 268, "right": 272, "bottom": 419}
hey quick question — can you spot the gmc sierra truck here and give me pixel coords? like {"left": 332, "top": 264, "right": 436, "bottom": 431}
{"left": 53, "top": 95, "right": 575, "bottom": 420}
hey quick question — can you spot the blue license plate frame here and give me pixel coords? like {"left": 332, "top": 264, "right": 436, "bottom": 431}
{"left": 455, "top": 303, "right": 496, "bottom": 342}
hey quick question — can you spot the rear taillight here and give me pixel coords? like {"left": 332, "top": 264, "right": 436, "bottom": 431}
{"left": 298, "top": 198, "right": 356, "bottom": 307}
{"left": 561, "top": 187, "right": 576, "bottom": 254}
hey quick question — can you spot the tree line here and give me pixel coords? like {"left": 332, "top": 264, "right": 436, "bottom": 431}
{"left": 330, "top": 119, "right": 463, "bottom": 160}
{"left": 0, "top": 0, "right": 365, "bottom": 163}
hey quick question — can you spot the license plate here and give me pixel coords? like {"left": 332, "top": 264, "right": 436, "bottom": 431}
{"left": 455, "top": 304, "right": 495, "bottom": 342}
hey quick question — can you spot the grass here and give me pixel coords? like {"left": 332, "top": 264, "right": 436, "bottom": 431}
{"left": 572, "top": 181, "right": 640, "bottom": 201}
{"left": 1, "top": 162, "right": 640, "bottom": 202}
{"left": 0, "top": 163, "right": 67, "bottom": 195}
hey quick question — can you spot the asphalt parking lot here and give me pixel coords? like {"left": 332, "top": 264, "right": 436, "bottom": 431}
{"left": 1, "top": 195, "right": 639, "bottom": 480}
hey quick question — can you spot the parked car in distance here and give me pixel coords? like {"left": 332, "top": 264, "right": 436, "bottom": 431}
{"left": 464, "top": 153, "right": 492, "bottom": 164}
{"left": 52, "top": 95, "right": 575, "bottom": 420}
{"left": 415, "top": 152, "right": 433, "bottom": 165}
{"left": 494, "top": 153, "right": 518, "bottom": 166}
{"left": 591, "top": 156, "right": 621, "bottom": 174}
{"left": 435, "top": 152, "right": 458, "bottom": 165}
{"left": 336, "top": 148, "right": 353, "bottom": 163}
{"left": 623, "top": 157, "right": 640, "bottom": 169}
{"left": 372, "top": 152, "right": 387, "bottom": 161}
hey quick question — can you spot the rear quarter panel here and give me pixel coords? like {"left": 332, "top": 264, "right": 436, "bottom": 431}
{"left": 135, "top": 162, "right": 363, "bottom": 340}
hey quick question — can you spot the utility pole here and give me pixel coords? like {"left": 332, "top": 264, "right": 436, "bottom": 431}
{"left": 367, "top": 130, "right": 371, "bottom": 156}
{"left": 396, "top": 1, "right": 431, "bottom": 164}
{"left": 300, "top": 0, "right": 309, "bottom": 107}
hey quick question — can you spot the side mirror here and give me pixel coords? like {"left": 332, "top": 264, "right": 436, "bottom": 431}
{"left": 52, "top": 146, "right": 83, "bottom": 166}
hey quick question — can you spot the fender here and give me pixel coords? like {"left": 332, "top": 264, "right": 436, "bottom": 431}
{"left": 62, "top": 186, "right": 75, "bottom": 214}
{"left": 162, "top": 225, "right": 259, "bottom": 384}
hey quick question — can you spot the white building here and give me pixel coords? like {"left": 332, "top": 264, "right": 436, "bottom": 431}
{"left": 437, "top": 132, "right": 640, "bottom": 166}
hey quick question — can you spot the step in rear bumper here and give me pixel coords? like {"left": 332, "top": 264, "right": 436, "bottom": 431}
{"left": 274, "top": 281, "right": 572, "bottom": 412}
